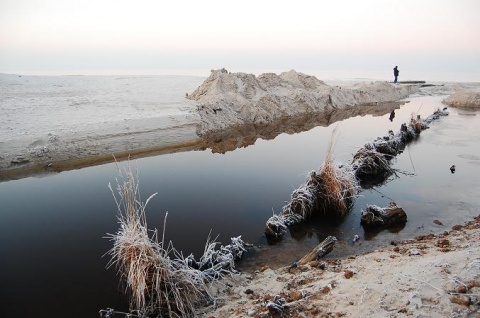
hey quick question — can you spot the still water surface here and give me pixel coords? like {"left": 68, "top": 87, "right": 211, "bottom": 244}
{"left": 1, "top": 95, "right": 479, "bottom": 317}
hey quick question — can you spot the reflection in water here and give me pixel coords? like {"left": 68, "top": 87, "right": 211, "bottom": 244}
{"left": 289, "top": 214, "right": 347, "bottom": 242}
{"left": 201, "top": 101, "right": 404, "bottom": 154}
{"left": 363, "top": 222, "right": 407, "bottom": 240}
{"left": 389, "top": 110, "right": 396, "bottom": 122}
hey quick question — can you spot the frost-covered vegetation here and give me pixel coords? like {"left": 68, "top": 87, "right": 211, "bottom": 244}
{"left": 266, "top": 129, "right": 359, "bottom": 238}
{"left": 352, "top": 108, "right": 448, "bottom": 187}
{"left": 103, "top": 166, "right": 245, "bottom": 317}
{"left": 265, "top": 108, "right": 449, "bottom": 239}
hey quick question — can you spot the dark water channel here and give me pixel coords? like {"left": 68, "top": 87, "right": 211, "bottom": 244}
{"left": 1, "top": 95, "right": 479, "bottom": 317}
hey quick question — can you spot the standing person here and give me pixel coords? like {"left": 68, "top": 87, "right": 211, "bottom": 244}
{"left": 393, "top": 66, "right": 399, "bottom": 83}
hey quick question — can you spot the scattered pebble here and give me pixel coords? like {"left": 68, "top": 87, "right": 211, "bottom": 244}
{"left": 451, "top": 295, "right": 471, "bottom": 306}
{"left": 344, "top": 270, "right": 354, "bottom": 279}
{"left": 247, "top": 309, "right": 257, "bottom": 316}
{"left": 437, "top": 239, "right": 450, "bottom": 248}
{"left": 408, "top": 248, "right": 422, "bottom": 256}
{"left": 454, "top": 285, "right": 468, "bottom": 294}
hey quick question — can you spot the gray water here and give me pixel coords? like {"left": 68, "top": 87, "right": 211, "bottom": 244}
{"left": 1, "top": 94, "right": 480, "bottom": 317}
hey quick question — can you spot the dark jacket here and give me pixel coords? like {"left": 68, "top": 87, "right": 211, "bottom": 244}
{"left": 394, "top": 67, "right": 399, "bottom": 76}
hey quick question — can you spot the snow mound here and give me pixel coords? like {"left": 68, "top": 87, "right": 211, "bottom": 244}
{"left": 443, "top": 85, "right": 480, "bottom": 108}
{"left": 188, "top": 69, "right": 420, "bottom": 135}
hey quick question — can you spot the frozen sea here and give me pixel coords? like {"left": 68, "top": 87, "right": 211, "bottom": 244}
{"left": 0, "top": 73, "right": 202, "bottom": 153}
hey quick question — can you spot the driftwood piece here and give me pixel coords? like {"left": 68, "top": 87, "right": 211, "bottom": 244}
{"left": 298, "top": 236, "right": 337, "bottom": 265}
{"left": 360, "top": 202, "right": 407, "bottom": 228}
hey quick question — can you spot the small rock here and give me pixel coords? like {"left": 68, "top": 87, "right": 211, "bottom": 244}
{"left": 452, "top": 224, "right": 462, "bottom": 231}
{"left": 290, "top": 290, "right": 303, "bottom": 301}
{"left": 454, "top": 285, "right": 468, "bottom": 294}
{"left": 408, "top": 248, "right": 422, "bottom": 256}
{"left": 247, "top": 309, "right": 257, "bottom": 316}
{"left": 244, "top": 289, "right": 254, "bottom": 295}
{"left": 344, "top": 270, "right": 354, "bottom": 279}
{"left": 433, "top": 219, "right": 444, "bottom": 226}
{"left": 466, "top": 280, "right": 480, "bottom": 289}
{"left": 307, "top": 260, "right": 319, "bottom": 267}
{"left": 451, "top": 295, "right": 471, "bottom": 306}
{"left": 437, "top": 239, "right": 450, "bottom": 248}
{"left": 321, "top": 286, "right": 331, "bottom": 294}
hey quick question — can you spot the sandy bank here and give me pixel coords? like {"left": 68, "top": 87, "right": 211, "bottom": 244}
{"left": 198, "top": 216, "right": 480, "bottom": 317}
{"left": 443, "top": 84, "right": 480, "bottom": 108}
{"left": 188, "top": 69, "right": 420, "bottom": 135}
{"left": 0, "top": 119, "right": 204, "bottom": 181}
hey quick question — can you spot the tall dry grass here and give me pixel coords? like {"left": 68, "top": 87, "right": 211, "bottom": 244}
{"left": 106, "top": 166, "right": 210, "bottom": 317}
{"left": 317, "top": 129, "right": 357, "bottom": 217}
{"left": 265, "top": 127, "right": 358, "bottom": 238}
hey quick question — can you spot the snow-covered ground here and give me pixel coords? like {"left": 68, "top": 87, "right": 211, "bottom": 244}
{"left": 0, "top": 74, "right": 204, "bottom": 174}
{"left": 0, "top": 73, "right": 203, "bottom": 144}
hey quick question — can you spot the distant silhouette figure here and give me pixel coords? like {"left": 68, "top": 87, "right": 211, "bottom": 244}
{"left": 393, "top": 66, "right": 399, "bottom": 84}
{"left": 389, "top": 110, "right": 395, "bottom": 122}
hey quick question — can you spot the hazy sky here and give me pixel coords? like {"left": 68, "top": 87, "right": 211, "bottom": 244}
{"left": 1, "top": 0, "right": 479, "bottom": 78}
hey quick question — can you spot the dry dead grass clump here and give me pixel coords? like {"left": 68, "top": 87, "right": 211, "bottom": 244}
{"left": 106, "top": 167, "right": 210, "bottom": 317}
{"left": 265, "top": 129, "right": 358, "bottom": 238}
{"left": 317, "top": 158, "right": 356, "bottom": 218}
{"left": 104, "top": 165, "right": 245, "bottom": 317}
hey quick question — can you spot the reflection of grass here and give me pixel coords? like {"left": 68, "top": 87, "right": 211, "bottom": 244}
{"left": 106, "top": 166, "right": 210, "bottom": 317}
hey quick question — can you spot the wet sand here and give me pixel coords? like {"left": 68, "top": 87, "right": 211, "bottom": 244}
{"left": 0, "top": 119, "right": 204, "bottom": 181}
{"left": 198, "top": 215, "right": 480, "bottom": 317}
